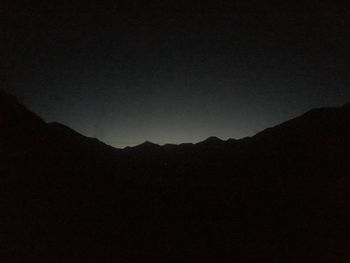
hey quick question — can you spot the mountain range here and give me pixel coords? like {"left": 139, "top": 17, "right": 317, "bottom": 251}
{"left": 1, "top": 90, "right": 350, "bottom": 262}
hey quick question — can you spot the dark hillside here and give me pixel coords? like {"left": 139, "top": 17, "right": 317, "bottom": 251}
{"left": 1, "top": 91, "right": 349, "bottom": 262}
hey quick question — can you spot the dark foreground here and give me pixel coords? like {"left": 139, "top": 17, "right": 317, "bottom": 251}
{"left": 1, "top": 91, "right": 350, "bottom": 262}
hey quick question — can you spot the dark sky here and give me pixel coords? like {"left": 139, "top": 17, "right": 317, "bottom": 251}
{"left": 2, "top": 0, "right": 350, "bottom": 147}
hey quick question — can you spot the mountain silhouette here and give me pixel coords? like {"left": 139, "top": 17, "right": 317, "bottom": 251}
{"left": 196, "top": 136, "right": 225, "bottom": 146}
{"left": 1, "top": 90, "right": 350, "bottom": 262}
{"left": 126, "top": 140, "right": 161, "bottom": 152}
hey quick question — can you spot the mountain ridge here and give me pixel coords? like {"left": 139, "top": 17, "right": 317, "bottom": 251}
{"left": 1, "top": 90, "right": 350, "bottom": 153}
{"left": 1, "top": 90, "right": 350, "bottom": 262}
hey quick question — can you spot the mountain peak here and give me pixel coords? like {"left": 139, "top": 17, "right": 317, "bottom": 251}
{"left": 199, "top": 136, "right": 223, "bottom": 144}
{"left": 131, "top": 141, "right": 161, "bottom": 151}
{"left": 141, "top": 141, "right": 159, "bottom": 146}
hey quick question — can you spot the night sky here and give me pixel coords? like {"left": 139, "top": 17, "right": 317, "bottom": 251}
{"left": 2, "top": 1, "right": 350, "bottom": 147}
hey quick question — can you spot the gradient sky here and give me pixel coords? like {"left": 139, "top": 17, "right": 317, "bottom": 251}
{"left": 2, "top": 1, "right": 350, "bottom": 147}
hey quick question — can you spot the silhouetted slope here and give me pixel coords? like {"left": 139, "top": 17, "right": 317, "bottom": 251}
{"left": 254, "top": 106, "right": 350, "bottom": 142}
{"left": 247, "top": 106, "right": 350, "bottom": 177}
{"left": 0, "top": 91, "right": 119, "bottom": 168}
{"left": 1, "top": 91, "right": 350, "bottom": 262}
{"left": 125, "top": 140, "right": 161, "bottom": 152}
{"left": 46, "top": 122, "right": 118, "bottom": 158}
{"left": 0, "top": 91, "right": 46, "bottom": 145}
